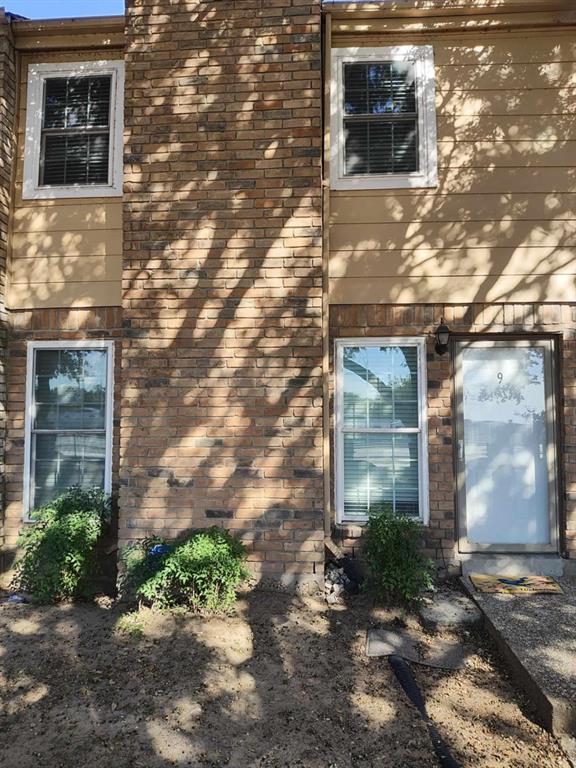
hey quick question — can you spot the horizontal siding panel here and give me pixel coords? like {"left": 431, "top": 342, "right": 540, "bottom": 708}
{"left": 329, "top": 247, "right": 576, "bottom": 278}
{"left": 7, "top": 281, "right": 122, "bottom": 310}
{"left": 10, "top": 255, "right": 122, "bottom": 284}
{"left": 437, "top": 115, "right": 576, "bottom": 142}
{"left": 12, "top": 230, "right": 122, "bottom": 259}
{"left": 9, "top": 52, "right": 124, "bottom": 311}
{"left": 330, "top": 193, "right": 576, "bottom": 224}
{"left": 435, "top": 62, "right": 576, "bottom": 91}
{"left": 332, "top": 38, "right": 576, "bottom": 67}
{"left": 329, "top": 274, "right": 576, "bottom": 305}
{"left": 332, "top": 16, "right": 576, "bottom": 44}
{"left": 13, "top": 203, "right": 122, "bottom": 233}
{"left": 332, "top": 168, "right": 576, "bottom": 196}
{"left": 438, "top": 88, "right": 576, "bottom": 116}
{"left": 330, "top": 221, "right": 576, "bottom": 252}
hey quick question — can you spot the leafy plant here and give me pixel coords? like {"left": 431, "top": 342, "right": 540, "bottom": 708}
{"left": 115, "top": 610, "right": 145, "bottom": 639}
{"left": 120, "top": 527, "right": 249, "bottom": 613}
{"left": 12, "top": 486, "right": 111, "bottom": 603}
{"left": 363, "top": 505, "right": 434, "bottom": 604}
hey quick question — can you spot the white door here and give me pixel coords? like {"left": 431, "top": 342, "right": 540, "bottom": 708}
{"left": 455, "top": 339, "right": 558, "bottom": 553}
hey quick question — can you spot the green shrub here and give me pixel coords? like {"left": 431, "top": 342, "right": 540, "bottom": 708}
{"left": 363, "top": 505, "right": 434, "bottom": 604}
{"left": 12, "top": 486, "right": 111, "bottom": 603}
{"left": 120, "top": 527, "right": 249, "bottom": 613}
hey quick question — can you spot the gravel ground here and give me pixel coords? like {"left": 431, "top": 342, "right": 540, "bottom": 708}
{"left": 0, "top": 589, "right": 571, "bottom": 768}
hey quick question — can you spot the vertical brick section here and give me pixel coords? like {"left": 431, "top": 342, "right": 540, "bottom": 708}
{"left": 330, "top": 303, "right": 576, "bottom": 564}
{"left": 0, "top": 14, "right": 15, "bottom": 553}
{"left": 122, "top": 0, "right": 324, "bottom": 583}
{"left": 1, "top": 309, "right": 123, "bottom": 575}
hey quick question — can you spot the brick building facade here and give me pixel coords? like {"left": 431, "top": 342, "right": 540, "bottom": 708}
{"left": 1, "top": 1, "right": 576, "bottom": 583}
{"left": 120, "top": 0, "right": 324, "bottom": 583}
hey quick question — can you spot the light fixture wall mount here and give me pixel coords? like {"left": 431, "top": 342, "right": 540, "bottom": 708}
{"left": 434, "top": 318, "right": 451, "bottom": 356}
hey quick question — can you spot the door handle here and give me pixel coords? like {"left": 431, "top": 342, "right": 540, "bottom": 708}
{"left": 458, "top": 439, "right": 464, "bottom": 462}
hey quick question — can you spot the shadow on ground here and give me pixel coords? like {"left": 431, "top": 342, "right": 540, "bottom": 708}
{"left": 0, "top": 591, "right": 570, "bottom": 768}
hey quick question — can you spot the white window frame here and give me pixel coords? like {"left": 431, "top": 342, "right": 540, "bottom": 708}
{"left": 330, "top": 45, "right": 438, "bottom": 190}
{"left": 23, "top": 60, "right": 125, "bottom": 200}
{"left": 334, "top": 337, "right": 429, "bottom": 525}
{"left": 23, "top": 340, "right": 115, "bottom": 520}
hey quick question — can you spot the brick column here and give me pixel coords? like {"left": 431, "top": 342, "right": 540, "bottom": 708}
{"left": 122, "top": 0, "right": 324, "bottom": 584}
{"left": 0, "top": 12, "right": 15, "bottom": 555}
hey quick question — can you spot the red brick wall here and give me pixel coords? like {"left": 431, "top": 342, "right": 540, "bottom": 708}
{"left": 0, "top": 15, "right": 15, "bottom": 553}
{"left": 330, "top": 303, "right": 576, "bottom": 563}
{"left": 1, "top": 308, "right": 123, "bottom": 571}
{"left": 121, "top": 0, "right": 324, "bottom": 584}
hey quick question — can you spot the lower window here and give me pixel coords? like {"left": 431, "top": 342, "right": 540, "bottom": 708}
{"left": 334, "top": 338, "right": 429, "bottom": 524}
{"left": 24, "top": 341, "right": 114, "bottom": 515}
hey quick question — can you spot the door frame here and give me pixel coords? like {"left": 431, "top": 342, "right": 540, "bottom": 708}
{"left": 453, "top": 336, "right": 560, "bottom": 554}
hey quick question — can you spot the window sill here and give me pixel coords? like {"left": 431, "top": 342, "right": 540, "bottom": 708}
{"left": 22, "top": 183, "right": 123, "bottom": 201}
{"left": 333, "top": 522, "right": 367, "bottom": 539}
{"left": 330, "top": 172, "right": 438, "bottom": 191}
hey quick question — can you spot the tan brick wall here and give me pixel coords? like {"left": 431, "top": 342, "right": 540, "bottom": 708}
{"left": 0, "top": 15, "right": 15, "bottom": 551}
{"left": 1, "top": 307, "right": 123, "bottom": 573}
{"left": 330, "top": 303, "right": 576, "bottom": 563}
{"left": 121, "top": 0, "right": 324, "bottom": 583}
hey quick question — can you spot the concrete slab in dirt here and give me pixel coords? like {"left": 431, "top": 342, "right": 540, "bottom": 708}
{"left": 419, "top": 593, "right": 482, "bottom": 629}
{"left": 366, "top": 628, "right": 472, "bottom": 670}
{"left": 462, "top": 576, "right": 576, "bottom": 761}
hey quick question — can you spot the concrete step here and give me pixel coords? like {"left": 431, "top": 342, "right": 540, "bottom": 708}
{"left": 460, "top": 554, "right": 568, "bottom": 577}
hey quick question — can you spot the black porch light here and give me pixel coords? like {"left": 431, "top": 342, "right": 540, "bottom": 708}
{"left": 434, "top": 318, "right": 451, "bottom": 356}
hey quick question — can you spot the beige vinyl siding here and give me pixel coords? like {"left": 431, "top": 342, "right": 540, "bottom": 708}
{"left": 7, "top": 49, "right": 123, "bottom": 310}
{"left": 329, "top": 31, "right": 576, "bottom": 304}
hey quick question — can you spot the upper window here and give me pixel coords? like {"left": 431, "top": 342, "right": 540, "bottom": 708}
{"left": 23, "top": 61, "right": 124, "bottom": 199}
{"left": 330, "top": 46, "right": 437, "bottom": 190}
{"left": 24, "top": 341, "right": 114, "bottom": 516}
{"left": 334, "top": 338, "right": 429, "bottom": 524}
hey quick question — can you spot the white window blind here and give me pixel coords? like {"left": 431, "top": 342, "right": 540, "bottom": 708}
{"left": 335, "top": 339, "right": 429, "bottom": 523}
{"left": 40, "top": 76, "right": 112, "bottom": 187}
{"left": 343, "top": 61, "right": 418, "bottom": 176}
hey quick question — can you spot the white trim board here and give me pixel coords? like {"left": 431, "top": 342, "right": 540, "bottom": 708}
{"left": 23, "top": 339, "right": 115, "bottom": 520}
{"left": 334, "top": 337, "right": 430, "bottom": 525}
{"left": 330, "top": 45, "right": 438, "bottom": 191}
{"left": 23, "top": 60, "right": 125, "bottom": 200}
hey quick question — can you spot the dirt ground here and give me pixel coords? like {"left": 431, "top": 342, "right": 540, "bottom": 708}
{"left": 0, "top": 588, "right": 571, "bottom": 768}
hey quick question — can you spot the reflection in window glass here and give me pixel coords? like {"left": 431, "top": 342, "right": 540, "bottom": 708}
{"left": 30, "top": 348, "right": 109, "bottom": 509}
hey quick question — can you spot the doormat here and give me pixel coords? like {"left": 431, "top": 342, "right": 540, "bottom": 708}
{"left": 470, "top": 573, "right": 563, "bottom": 594}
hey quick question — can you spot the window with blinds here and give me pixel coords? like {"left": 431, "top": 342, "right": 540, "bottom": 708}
{"left": 330, "top": 46, "right": 437, "bottom": 191}
{"left": 343, "top": 62, "right": 418, "bottom": 176}
{"left": 23, "top": 61, "right": 124, "bottom": 200}
{"left": 25, "top": 344, "right": 113, "bottom": 514}
{"left": 335, "top": 340, "right": 428, "bottom": 523}
{"left": 40, "top": 76, "right": 112, "bottom": 187}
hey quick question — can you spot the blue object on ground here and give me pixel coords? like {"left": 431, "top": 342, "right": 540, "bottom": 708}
{"left": 148, "top": 544, "right": 172, "bottom": 557}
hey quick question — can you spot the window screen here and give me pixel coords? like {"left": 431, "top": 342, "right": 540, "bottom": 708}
{"left": 338, "top": 344, "right": 423, "bottom": 520}
{"left": 40, "top": 76, "right": 111, "bottom": 187}
{"left": 342, "top": 62, "right": 418, "bottom": 177}
{"left": 29, "top": 348, "right": 109, "bottom": 509}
